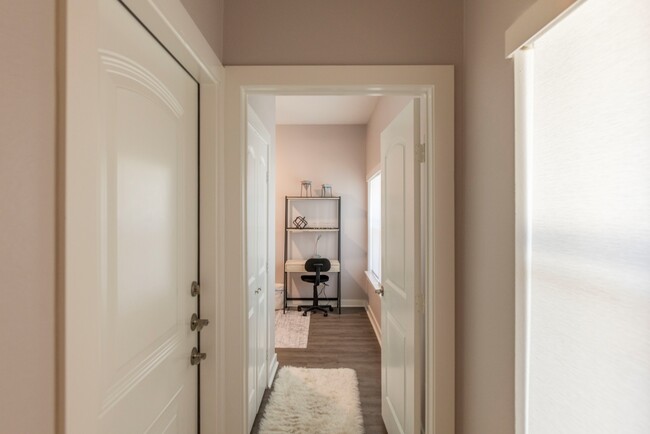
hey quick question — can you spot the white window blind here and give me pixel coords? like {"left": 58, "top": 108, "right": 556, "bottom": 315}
{"left": 527, "top": 0, "right": 650, "bottom": 432}
{"left": 368, "top": 173, "right": 381, "bottom": 281}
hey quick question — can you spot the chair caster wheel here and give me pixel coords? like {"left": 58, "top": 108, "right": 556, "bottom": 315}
{"left": 302, "top": 312, "right": 307, "bottom": 317}
{"left": 324, "top": 313, "right": 328, "bottom": 317}
{"left": 297, "top": 306, "right": 302, "bottom": 311}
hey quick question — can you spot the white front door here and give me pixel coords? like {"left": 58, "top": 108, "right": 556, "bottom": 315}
{"left": 381, "top": 100, "right": 422, "bottom": 434}
{"left": 246, "top": 106, "right": 270, "bottom": 430}
{"left": 97, "top": 0, "right": 199, "bottom": 432}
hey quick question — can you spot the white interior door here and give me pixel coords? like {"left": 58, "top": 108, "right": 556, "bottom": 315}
{"left": 381, "top": 100, "right": 422, "bottom": 434}
{"left": 97, "top": 0, "right": 199, "bottom": 432}
{"left": 246, "top": 106, "right": 270, "bottom": 430}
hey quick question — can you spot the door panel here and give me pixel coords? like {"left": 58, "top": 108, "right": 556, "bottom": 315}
{"left": 246, "top": 106, "right": 270, "bottom": 431}
{"left": 98, "top": 0, "right": 198, "bottom": 432}
{"left": 381, "top": 100, "right": 421, "bottom": 434}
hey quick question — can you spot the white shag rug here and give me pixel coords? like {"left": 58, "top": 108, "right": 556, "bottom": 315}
{"left": 259, "top": 367, "right": 364, "bottom": 434}
{"left": 275, "top": 310, "right": 310, "bottom": 348}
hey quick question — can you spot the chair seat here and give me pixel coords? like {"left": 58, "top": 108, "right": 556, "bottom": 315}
{"left": 301, "top": 275, "right": 330, "bottom": 284}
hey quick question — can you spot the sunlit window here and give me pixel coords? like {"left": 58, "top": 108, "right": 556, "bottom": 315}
{"left": 517, "top": 0, "right": 650, "bottom": 431}
{"left": 368, "top": 173, "right": 381, "bottom": 282}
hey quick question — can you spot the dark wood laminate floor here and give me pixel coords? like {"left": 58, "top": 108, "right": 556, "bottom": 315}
{"left": 251, "top": 307, "right": 388, "bottom": 434}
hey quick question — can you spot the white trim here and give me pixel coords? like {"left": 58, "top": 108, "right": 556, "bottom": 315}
{"left": 267, "top": 353, "right": 279, "bottom": 388}
{"left": 365, "top": 304, "right": 382, "bottom": 347}
{"left": 341, "top": 299, "right": 368, "bottom": 308}
{"left": 505, "top": 0, "right": 585, "bottom": 58}
{"left": 224, "top": 65, "right": 455, "bottom": 434}
{"left": 514, "top": 47, "right": 534, "bottom": 434}
{"left": 284, "top": 298, "right": 368, "bottom": 308}
{"left": 60, "top": 1, "right": 224, "bottom": 433}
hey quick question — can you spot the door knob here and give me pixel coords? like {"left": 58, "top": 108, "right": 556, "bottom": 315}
{"left": 191, "top": 313, "right": 209, "bottom": 331}
{"left": 190, "top": 347, "right": 206, "bottom": 365}
{"left": 375, "top": 285, "right": 385, "bottom": 297}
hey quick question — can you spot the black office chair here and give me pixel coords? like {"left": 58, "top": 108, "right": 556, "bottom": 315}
{"left": 298, "top": 258, "right": 334, "bottom": 317}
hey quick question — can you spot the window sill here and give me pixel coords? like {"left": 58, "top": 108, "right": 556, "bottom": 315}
{"left": 364, "top": 270, "right": 382, "bottom": 292}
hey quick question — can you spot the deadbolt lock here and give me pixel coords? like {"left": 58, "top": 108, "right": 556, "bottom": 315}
{"left": 190, "top": 347, "right": 206, "bottom": 366}
{"left": 191, "top": 281, "right": 200, "bottom": 297}
{"left": 191, "top": 313, "right": 209, "bottom": 331}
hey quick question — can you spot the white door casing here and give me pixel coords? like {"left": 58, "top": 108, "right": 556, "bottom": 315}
{"left": 246, "top": 106, "right": 270, "bottom": 430}
{"left": 381, "top": 100, "right": 421, "bottom": 434}
{"left": 97, "top": 0, "right": 198, "bottom": 432}
{"left": 223, "top": 67, "right": 454, "bottom": 434}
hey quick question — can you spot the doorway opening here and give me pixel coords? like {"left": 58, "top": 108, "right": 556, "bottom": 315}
{"left": 221, "top": 66, "right": 454, "bottom": 434}
{"left": 250, "top": 94, "right": 418, "bottom": 433}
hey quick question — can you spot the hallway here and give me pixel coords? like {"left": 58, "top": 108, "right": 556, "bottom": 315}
{"left": 251, "top": 307, "right": 387, "bottom": 433}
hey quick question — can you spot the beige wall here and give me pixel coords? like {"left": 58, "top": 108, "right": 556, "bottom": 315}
{"left": 275, "top": 125, "right": 367, "bottom": 303}
{"left": 222, "top": 0, "right": 463, "bottom": 66}
{"left": 459, "top": 0, "right": 535, "bottom": 433}
{"left": 0, "top": 1, "right": 57, "bottom": 433}
{"left": 180, "top": 0, "right": 224, "bottom": 59}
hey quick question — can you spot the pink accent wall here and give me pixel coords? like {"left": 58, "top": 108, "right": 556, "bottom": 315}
{"left": 275, "top": 125, "right": 367, "bottom": 303}
{"left": 0, "top": 1, "right": 56, "bottom": 432}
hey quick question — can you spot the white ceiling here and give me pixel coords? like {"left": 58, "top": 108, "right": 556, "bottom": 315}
{"left": 275, "top": 95, "right": 380, "bottom": 125}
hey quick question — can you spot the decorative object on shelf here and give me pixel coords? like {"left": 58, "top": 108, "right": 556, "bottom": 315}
{"left": 300, "top": 180, "right": 312, "bottom": 197}
{"left": 293, "top": 215, "right": 308, "bottom": 229}
{"left": 321, "top": 184, "right": 332, "bottom": 197}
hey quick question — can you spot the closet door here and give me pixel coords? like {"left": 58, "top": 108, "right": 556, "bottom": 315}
{"left": 246, "top": 106, "right": 270, "bottom": 430}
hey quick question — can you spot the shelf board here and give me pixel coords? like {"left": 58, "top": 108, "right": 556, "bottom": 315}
{"left": 286, "top": 196, "right": 340, "bottom": 200}
{"left": 286, "top": 228, "right": 339, "bottom": 232}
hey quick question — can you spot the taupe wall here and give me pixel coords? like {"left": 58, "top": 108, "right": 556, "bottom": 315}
{"left": 0, "top": 0, "right": 543, "bottom": 432}
{"left": 459, "top": 1, "right": 535, "bottom": 433}
{"left": 275, "top": 125, "right": 367, "bottom": 303}
{"left": 0, "top": 1, "right": 56, "bottom": 433}
{"left": 222, "top": 0, "right": 463, "bottom": 66}
{"left": 180, "top": 0, "right": 224, "bottom": 59}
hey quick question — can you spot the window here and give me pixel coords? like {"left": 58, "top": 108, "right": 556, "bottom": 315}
{"left": 514, "top": 0, "right": 650, "bottom": 432}
{"left": 368, "top": 173, "right": 381, "bottom": 282}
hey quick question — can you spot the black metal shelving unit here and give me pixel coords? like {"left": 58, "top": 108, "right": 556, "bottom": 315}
{"left": 283, "top": 196, "right": 342, "bottom": 314}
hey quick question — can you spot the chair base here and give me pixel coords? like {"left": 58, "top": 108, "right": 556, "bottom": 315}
{"left": 297, "top": 304, "right": 334, "bottom": 316}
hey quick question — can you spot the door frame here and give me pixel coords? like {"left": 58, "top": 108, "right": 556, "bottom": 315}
{"left": 58, "top": 0, "right": 224, "bottom": 433}
{"left": 224, "top": 66, "right": 455, "bottom": 434}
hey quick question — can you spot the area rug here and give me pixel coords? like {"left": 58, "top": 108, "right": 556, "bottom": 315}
{"left": 259, "top": 367, "right": 364, "bottom": 434}
{"left": 275, "top": 310, "right": 310, "bottom": 349}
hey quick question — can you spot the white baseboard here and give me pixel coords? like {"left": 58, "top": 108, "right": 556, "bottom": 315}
{"left": 268, "top": 353, "right": 278, "bottom": 388}
{"left": 365, "top": 304, "right": 382, "bottom": 347}
{"left": 285, "top": 298, "right": 369, "bottom": 308}
{"left": 342, "top": 298, "right": 367, "bottom": 307}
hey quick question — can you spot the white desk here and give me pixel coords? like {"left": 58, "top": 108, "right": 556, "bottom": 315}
{"left": 284, "top": 259, "right": 340, "bottom": 273}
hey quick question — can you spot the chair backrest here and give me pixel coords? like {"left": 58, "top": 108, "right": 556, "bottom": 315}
{"left": 304, "top": 257, "right": 331, "bottom": 272}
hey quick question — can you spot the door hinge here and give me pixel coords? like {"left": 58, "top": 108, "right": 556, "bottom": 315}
{"left": 416, "top": 143, "right": 426, "bottom": 163}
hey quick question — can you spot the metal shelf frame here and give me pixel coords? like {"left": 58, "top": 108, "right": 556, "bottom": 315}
{"left": 283, "top": 196, "right": 342, "bottom": 314}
